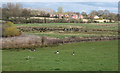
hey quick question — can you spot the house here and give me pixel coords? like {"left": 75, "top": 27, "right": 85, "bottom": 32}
{"left": 71, "top": 14, "right": 79, "bottom": 19}
{"left": 71, "top": 14, "right": 84, "bottom": 19}
{"left": 50, "top": 14, "right": 56, "bottom": 18}
{"left": 79, "top": 15, "right": 84, "bottom": 19}
{"left": 50, "top": 14, "right": 53, "bottom": 17}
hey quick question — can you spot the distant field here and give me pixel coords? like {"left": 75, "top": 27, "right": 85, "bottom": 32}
{"left": 15, "top": 23, "right": 118, "bottom": 31}
{"left": 15, "top": 23, "right": 118, "bottom": 39}
{"left": 15, "top": 23, "right": 118, "bottom": 26}
{"left": 2, "top": 40, "right": 118, "bottom": 71}
{"left": 24, "top": 31, "right": 117, "bottom": 39}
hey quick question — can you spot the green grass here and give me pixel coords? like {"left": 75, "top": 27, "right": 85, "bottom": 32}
{"left": 2, "top": 40, "right": 118, "bottom": 71}
{"left": 16, "top": 23, "right": 118, "bottom": 39}
{"left": 15, "top": 23, "right": 118, "bottom": 31}
{"left": 15, "top": 23, "right": 118, "bottom": 26}
{"left": 23, "top": 31, "right": 117, "bottom": 39}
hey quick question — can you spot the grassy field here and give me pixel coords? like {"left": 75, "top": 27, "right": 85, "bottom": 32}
{"left": 2, "top": 40, "right": 118, "bottom": 71}
{"left": 15, "top": 23, "right": 118, "bottom": 31}
{"left": 15, "top": 23, "right": 118, "bottom": 39}
{"left": 23, "top": 31, "right": 117, "bottom": 39}
{"left": 2, "top": 23, "right": 118, "bottom": 71}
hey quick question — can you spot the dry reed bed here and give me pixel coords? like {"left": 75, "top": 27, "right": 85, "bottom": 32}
{"left": 1, "top": 35, "right": 119, "bottom": 49}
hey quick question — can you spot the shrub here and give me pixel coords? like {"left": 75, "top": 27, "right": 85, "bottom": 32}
{"left": 55, "top": 19, "right": 67, "bottom": 23}
{"left": 2, "top": 21, "right": 20, "bottom": 37}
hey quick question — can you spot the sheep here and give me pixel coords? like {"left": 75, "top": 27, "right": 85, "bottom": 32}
{"left": 72, "top": 52, "right": 75, "bottom": 55}
{"left": 55, "top": 51, "right": 59, "bottom": 54}
{"left": 29, "top": 48, "right": 36, "bottom": 52}
{"left": 25, "top": 56, "right": 30, "bottom": 60}
{"left": 31, "top": 48, "right": 36, "bottom": 51}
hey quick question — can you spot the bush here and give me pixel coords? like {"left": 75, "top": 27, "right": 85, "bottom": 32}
{"left": 55, "top": 19, "right": 67, "bottom": 23}
{"left": 87, "top": 19, "right": 94, "bottom": 23}
{"left": 2, "top": 21, "right": 21, "bottom": 37}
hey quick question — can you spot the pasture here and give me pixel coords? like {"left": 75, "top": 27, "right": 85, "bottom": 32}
{"left": 15, "top": 23, "right": 118, "bottom": 31}
{"left": 2, "top": 40, "right": 118, "bottom": 71}
{"left": 2, "top": 23, "right": 118, "bottom": 71}
{"left": 15, "top": 23, "right": 118, "bottom": 39}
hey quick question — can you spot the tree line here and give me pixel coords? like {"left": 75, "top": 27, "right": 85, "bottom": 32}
{"left": 1, "top": 3, "right": 119, "bottom": 24}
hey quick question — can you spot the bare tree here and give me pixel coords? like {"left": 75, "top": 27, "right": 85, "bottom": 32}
{"left": 103, "top": 10, "right": 110, "bottom": 16}
{"left": 81, "top": 12, "right": 87, "bottom": 16}
{"left": 14, "top": 3, "right": 23, "bottom": 17}
{"left": 21, "top": 8, "right": 30, "bottom": 20}
{"left": 2, "top": 3, "right": 23, "bottom": 20}
{"left": 2, "top": 3, "right": 15, "bottom": 19}
{"left": 81, "top": 12, "right": 87, "bottom": 18}
{"left": 89, "top": 10, "right": 98, "bottom": 16}
{"left": 98, "top": 10, "right": 104, "bottom": 17}
{"left": 57, "top": 6, "right": 64, "bottom": 13}
{"left": 108, "top": 12, "right": 117, "bottom": 22}
{"left": 76, "top": 12, "right": 80, "bottom": 16}
{"left": 102, "top": 10, "right": 110, "bottom": 19}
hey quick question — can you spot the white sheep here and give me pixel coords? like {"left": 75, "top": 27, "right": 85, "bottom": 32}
{"left": 55, "top": 51, "right": 59, "bottom": 54}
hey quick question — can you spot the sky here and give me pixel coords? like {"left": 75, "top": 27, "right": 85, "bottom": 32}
{"left": 1, "top": 2, "right": 118, "bottom": 14}
{"left": 21, "top": 2, "right": 118, "bottom": 14}
{"left": 1, "top": 0, "right": 119, "bottom": 2}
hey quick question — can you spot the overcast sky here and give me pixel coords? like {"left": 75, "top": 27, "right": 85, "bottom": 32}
{"left": 1, "top": 2, "right": 118, "bottom": 14}
{"left": 1, "top": 0, "right": 119, "bottom": 2}
{"left": 20, "top": 2, "right": 118, "bottom": 14}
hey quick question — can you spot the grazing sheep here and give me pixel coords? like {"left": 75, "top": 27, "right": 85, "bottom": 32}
{"left": 31, "top": 48, "right": 36, "bottom": 51}
{"left": 55, "top": 51, "right": 59, "bottom": 54}
{"left": 25, "top": 56, "right": 30, "bottom": 60}
{"left": 29, "top": 48, "right": 36, "bottom": 52}
{"left": 72, "top": 52, "right": 75, "bottom": 55}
